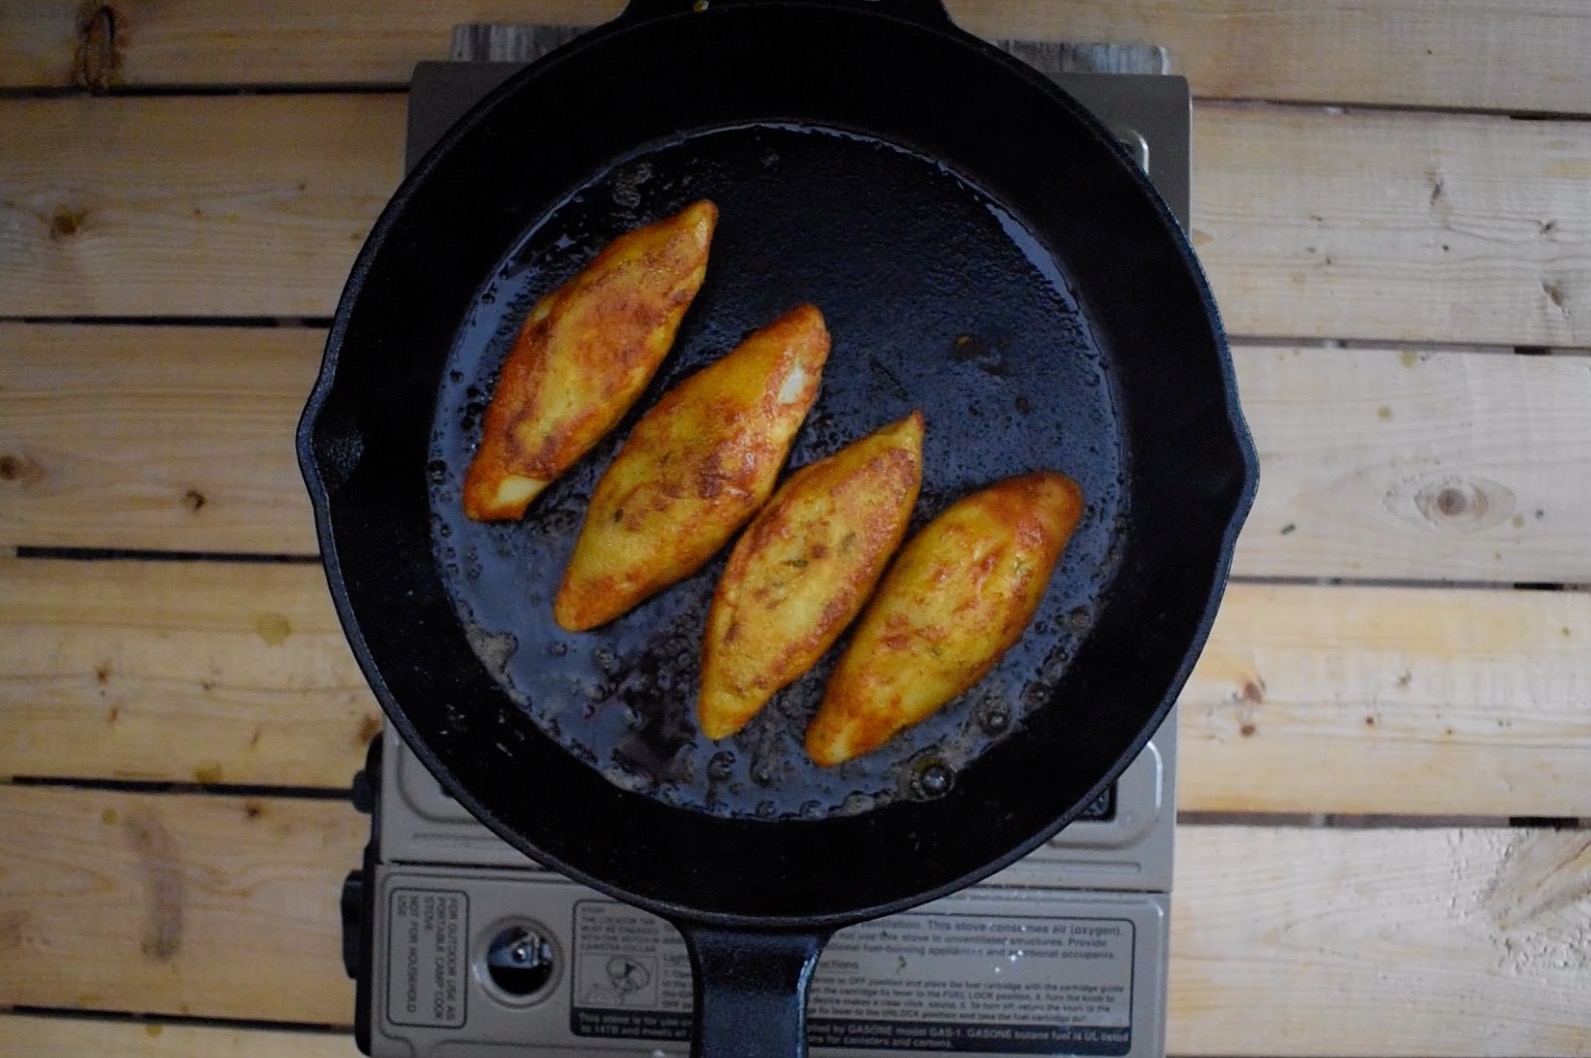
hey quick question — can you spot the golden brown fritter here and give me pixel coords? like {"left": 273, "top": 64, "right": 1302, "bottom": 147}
{"left": 462, "top": 200, "right": 717, "bottom": 521}
{"left": 553, "top": 304, "right": 831, "bottom": 632}
{"left": 698, "top": 412, "right": 925, "bottom": 740}
{"left": 806, "top": 471, "right": 1084, "bottom": 766}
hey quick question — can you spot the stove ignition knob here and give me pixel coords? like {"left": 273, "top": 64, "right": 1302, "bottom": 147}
{"left": 484, "top": 923, "right": 558, "bottom": 1000}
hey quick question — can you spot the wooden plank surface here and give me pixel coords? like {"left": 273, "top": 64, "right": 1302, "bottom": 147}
{"left": 0, "top": 787, "right": 359, "bottom": 1025}
{"left": 6, "top": 558, "right": 1589, "bottom": 816}
{"left": 9, "top": 324, "right": 1591, "bottom": 582}
{"left": 1192, "top": 105, "right": 1591, "bottom": 348}
{"left": 0, "top": 95, "right": 402, "bottom": 319}
{"left": 0, "top": 324, "right": 322, "bottom": 554}
{"left": 2, "top": 786, "right": 1586, "bottom": 1054}
{"left": 1234, "top": 344, "right": 1591, "bottom": 581}
{"left": 1169, "top": 826, "right": 1591, "bottom": 1056}
{"left": 0, "top": 558, "right": 379, "bottom": 788}
{"left": 1, "top": 2, "right": 1586, "bottom": 1056}
{"left": 0, "top": 1015, "right": 353, "bottom": 1058}
{"left": 1181, "top": 583, "right": 1591, "bottom": 816}
{"left": 2, "top": 0, "right": 1590, "bottom": 116}
{"left": 4, "top": 96, "right": 1590, "bottom": 349}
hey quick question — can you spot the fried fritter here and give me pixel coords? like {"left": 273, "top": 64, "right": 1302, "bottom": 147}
{"left": 698, "top": 412, "right": 924, "bottom": 740}
{"left": 462, "top": 200, "right": 718, "bottom": 521}
{"left": 553, "top": 304, "right": 831, "bottom": 632}
{"left": 806, "top": 471, "right": 1084, "bottom": 766}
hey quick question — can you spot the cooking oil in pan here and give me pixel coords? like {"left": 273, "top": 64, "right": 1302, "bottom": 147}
{"left": 428, "top": 123, "right": 1127, "bottom": 821}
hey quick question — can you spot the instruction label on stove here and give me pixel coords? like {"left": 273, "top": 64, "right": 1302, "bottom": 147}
{"left": 571, "top": 901, "right": 1134, "bottom": 1054}
{"left": 386, "top": 888, "right": 468, "bottom": 1029}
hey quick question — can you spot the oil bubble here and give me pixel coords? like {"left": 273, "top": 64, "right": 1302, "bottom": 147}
{"left": 707, "top": 751, "right": 735, "bottom": 782}
{"left": 840, "top": 792, "right": 877, "bottom": 816}
{"left": 978, "top": 703, "right": 1012, "bottom": 735}
{"left": 913, "top": 759, "right": 954, "bottom": 799}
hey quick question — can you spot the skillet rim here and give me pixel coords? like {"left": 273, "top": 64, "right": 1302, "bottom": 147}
{"left": 298, "top": 0, "right": 1259, "bottom": 929}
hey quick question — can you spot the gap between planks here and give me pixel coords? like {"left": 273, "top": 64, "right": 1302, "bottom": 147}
{"left": 0, "top": 786, "right": 1586, "bottom": 1055}
{"left": 0, "top": 1014, "right": 354, "bottom": 1058}
{"left": 1, "top": 95, "right": 1588, "bottom": 347}
{"left": 2, "top": 558, "right": 1589, "bottom": 817}
{"left": 5, "top": 324, "right": 1591, "bottom": 581}
{"left": 1, "top": 0, "right": 1590, "bottom": 117}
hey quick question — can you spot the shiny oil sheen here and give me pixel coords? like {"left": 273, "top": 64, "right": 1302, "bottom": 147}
{"left": 427, "top": 123, "right": 1126, "bottom": 820}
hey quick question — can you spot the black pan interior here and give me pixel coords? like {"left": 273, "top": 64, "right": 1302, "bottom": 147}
{"left": 302, "top": 0, "right": 1256, "bottom": 928}
{"left": 428, "top": 122, "right": 1124, "bottom": 821}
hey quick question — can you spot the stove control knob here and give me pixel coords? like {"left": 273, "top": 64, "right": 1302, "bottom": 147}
{"left": 484, "top": 923, "right": 558, "bottom": 1000}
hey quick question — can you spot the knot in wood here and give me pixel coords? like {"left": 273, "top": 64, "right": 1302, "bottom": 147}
{"left": 1403, "top": 474, "right": 1516, "bottom": 534}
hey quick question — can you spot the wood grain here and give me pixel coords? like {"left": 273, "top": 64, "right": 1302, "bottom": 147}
{"left": 0, "top": 324, "right": 322, "bottom": 554}
{"left": 0, "top": 95, "right": 402, "bottom": 319}
{"left": 5, "top": 558, "right": 1589, "bottom": 816}
{"left": 9, "top": 324, "right": 1591, "bottom": 581}
{"left": 1183, "top": 583, "right": 1591, "bottom": 816}
{"left": 1170, "top": 826, "right": 1591, "bottom": 1055}
{"left": 2, "top": 787, "right": 1586, "bottom": 1054}
{"left": 0, "top": 786, "right": 360, "bottom": 1025}
{"left": 0, "top": 559, "right": 380, "bottom": 787}
{"left": 1233, "top": 344, "right": 1591, "bottom": 581}
{"left": 0, "top": 1015, "right": 353, "bottom": 1058}
{"left": 4, "top": 97, "right": 1590, "bottom": 347}
{"left": 1194, "top": 105, "right": 1591, "bottom": 348}
{"left": 1, "top": 0, "right": 1589, "bottom": 116}
{"left": 964, "top": 0, "right": 1591, "bottom": 115}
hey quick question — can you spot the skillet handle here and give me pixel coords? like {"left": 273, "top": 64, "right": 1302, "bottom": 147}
{"left": 681, "top": 925, "right": 831, "bottom": 1058}
{"left": 621, "top": 0, "right": 953, "bottom": 29}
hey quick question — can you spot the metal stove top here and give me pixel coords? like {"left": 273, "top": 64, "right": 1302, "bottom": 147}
{"left": 340, "top": 33, "right": 1189, "bottom": 1058}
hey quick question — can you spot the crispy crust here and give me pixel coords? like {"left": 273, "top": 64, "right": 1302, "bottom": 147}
{"left": 554, "top": 304, "right": 831, "bottom": 632}
{"left": 462, "top": 200, "right": 717, "bottom": 521}
{"left": 806, "top": 471, "right": 1084, "bottom": 766}
{"left": 698, "top": 412, "right": 925, "bottom": 740}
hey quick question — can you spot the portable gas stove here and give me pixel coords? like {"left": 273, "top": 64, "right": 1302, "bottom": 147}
{"left": 339, "top": 31, "right": 1188, "bottom": 1058}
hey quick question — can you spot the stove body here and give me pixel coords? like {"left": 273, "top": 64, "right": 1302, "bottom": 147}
{"left": 340, "top": 42, "right": 1189, "bottom": 1058}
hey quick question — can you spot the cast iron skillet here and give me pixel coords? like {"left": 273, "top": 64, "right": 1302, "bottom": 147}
{"left": 299, "top": 0, "right": 1257, "bottom": 1054}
